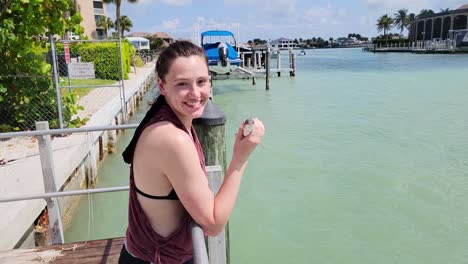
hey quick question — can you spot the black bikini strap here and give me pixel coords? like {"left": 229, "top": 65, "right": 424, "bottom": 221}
{"left": 134, "top": 186, "right": 179, "bottom": 200}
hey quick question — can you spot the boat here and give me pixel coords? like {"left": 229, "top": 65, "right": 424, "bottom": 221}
{"left": 297, "top": 49, "right": 307, "bottom": 56}
{"left": 201, "top": 30, "right": 242, "bottom": 75}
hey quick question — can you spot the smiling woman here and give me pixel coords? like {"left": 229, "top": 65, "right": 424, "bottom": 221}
{"left": 118, "top": 40, "right": 265, "bottom": 264}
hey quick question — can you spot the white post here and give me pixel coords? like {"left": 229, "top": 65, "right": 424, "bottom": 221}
{"left": 277, "top": 50, "right": 281, "bottom": 69}
{"left": 36, "top": 121, "right": 64, "bottom": 245}
{"left": 206, "top": 166, "right": 227, "bottom": 264}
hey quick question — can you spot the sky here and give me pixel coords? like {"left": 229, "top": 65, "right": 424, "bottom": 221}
{"left": 106, "top": 0, "right": 468, "bottom": 42}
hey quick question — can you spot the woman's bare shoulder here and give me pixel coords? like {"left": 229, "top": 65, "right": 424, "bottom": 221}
{"left": 138, "top": 121, "right": 193, "bottom": 151}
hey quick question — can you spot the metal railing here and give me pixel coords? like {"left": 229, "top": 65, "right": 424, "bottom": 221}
{"left": 0, "top": 123, "right": 213, "bottom": 264}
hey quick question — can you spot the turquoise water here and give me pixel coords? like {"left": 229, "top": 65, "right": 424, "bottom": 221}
{"left": 65, "top": 48, "right": 468, "bottom": 263}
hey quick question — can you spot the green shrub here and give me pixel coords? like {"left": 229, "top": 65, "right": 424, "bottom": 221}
{"left": 54, "top": 41, "right": 135, "bottom": 80}
{"left": 133, "top": 55, "right": 145, "bottom": 67}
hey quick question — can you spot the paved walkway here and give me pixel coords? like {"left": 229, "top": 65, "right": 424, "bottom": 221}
{"left": 0, "top": 62, "right": 156, "bottom": 250}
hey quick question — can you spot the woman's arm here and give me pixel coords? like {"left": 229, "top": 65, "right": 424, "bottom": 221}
{"left": 153, "top": 119, "right": 265, "bottom": 236}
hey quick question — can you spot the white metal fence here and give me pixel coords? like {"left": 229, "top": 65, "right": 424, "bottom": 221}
{"left": 0, "top": 124, "right": 213, "bottom": 264}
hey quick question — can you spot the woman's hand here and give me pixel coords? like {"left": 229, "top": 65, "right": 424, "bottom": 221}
{"left": 232, "top": 117, "right": 265, "bottom": 164}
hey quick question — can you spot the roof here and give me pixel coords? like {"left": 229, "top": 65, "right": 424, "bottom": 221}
{"left": 154, "top": 32, "right": 173, "bottom": 39}
{"left": 125, "top": 36, "right": 149, "bottom": 42}
{"left": 274, "top": 37, "right": 293, "bottom": 41}
{"left": 201, "top": 30, "right": 234, "bottom": 37}
{"left": 126, "top": 32, "right": 150, "bottom": 37}
{"left": 457, "top": 4, "right": 468, "bottom": 9}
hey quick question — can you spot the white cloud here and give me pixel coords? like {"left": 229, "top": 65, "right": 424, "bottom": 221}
{"left": 161, "top": 0, "right": 192, "bottom": 6}
{"left": 337, "top": 8, "right": 347, "bottom": 17}
{"left": 225, "top": 0, "right": 297, "bottom": 20}
{"left": 137, "top": 0, "right": 153, "bottom": 4}
{"left": 161, "top": 18, "right": 181, "bottom": 31}
{"left": 305, "top": 7, "right": 333, "bottom": 18}
{"left": 302, "top": 4, "right": 346, "bottom": 25}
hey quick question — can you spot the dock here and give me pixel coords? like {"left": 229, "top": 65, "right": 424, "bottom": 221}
{"left": 0, "top": 237, "right": 124, "bottom": 264}
{"left": 363, "top": 40, "right": 457, "bottom": 53}
{"left": 210, "top": 46, "right": 297, "bottom": 81}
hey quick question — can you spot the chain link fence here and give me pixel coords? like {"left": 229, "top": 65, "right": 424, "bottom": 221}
{"left": 0, "top": 37, "right": 127, "bottom": 132}
{"left": 0, "top": 73, "right": 60, "bottom": 132}
{"left": 51, "top": 39, "right": 126, "bottom": 129}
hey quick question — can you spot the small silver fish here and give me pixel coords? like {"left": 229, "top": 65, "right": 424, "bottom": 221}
{"left": 243, "top": 118, "right": 254, "bottom": 137}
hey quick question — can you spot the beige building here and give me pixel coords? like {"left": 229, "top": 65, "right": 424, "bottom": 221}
{"left": 75, "top": 0, "right": 108, "bottom": 39}
{"left": 409, "top": 4, "right": 468, "bottom": 41}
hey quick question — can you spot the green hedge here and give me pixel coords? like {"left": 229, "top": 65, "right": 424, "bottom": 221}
{"left": 55, "top": 41, "right": 135, "bottom": 80}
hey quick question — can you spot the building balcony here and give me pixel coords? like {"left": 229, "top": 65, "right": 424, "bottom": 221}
{"left": 94, "top": 8, "right": 104, "bottom": 15}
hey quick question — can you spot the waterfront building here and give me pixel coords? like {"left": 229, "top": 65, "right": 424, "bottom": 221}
{"left": 75, "top": 0, "right": 108, "bottom": 40}
{"left": 408, "top": 4, "right": 468, "bottom": 41}
{"left": 125, "top": 36, "right": 150, "bottom": 51}
{"left": 270, "top": 38, "right": 297, "bottom": 49}
{"left": 127, "top": 32, "right": 174, "bottom": 47}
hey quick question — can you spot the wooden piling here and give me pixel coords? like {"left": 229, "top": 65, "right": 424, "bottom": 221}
{"left": 276, "top": 50, "right": 281, "bottom": 77}
{"left": 290, "top": 53, "right": 296, "bottom": 76}
{"left": 193, "top": 100, "right": 229, "bottom": 264}
{"left": 241, "top": 52, "right": 245, "bottom": 68}
{"left": 252, "top": 50, "right": 257, "bottom": 69}
{"left": 265, "top": 47, "right": 270, "bottom": 90}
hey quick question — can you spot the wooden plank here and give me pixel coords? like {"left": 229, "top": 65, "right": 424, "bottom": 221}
{"left": 0, "top": 237, "right": 124, "bottom": 264}
{"left": 206, "top": 166, "right": 227, "bottom": 264}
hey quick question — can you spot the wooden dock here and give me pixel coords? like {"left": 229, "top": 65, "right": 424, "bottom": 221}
{"left": 364, "top": 40, "right": 457, "bottom": 54}
{"left": 0, "top": 237, "right": 124, "bottom": 264}
{"left": 210, "top": 47, "right": 296, "bottom": 81}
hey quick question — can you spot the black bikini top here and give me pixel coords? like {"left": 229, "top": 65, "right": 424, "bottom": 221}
{"left": 135, "top": 186, "right": 179, "bottom": 200}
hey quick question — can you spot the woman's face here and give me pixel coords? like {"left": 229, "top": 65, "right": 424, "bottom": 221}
{"left": 159, "top": 55, "right": 210, "bottom": 123}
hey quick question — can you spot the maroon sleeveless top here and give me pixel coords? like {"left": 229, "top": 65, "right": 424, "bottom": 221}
{"left": 123, "top": 96, "right": 206, "bottom": 264}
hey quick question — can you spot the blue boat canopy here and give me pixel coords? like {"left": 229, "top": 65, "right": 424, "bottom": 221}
{"left": 201, "top": 30, "right": 235, "bottom": 37}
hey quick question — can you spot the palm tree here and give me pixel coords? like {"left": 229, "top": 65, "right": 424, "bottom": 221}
{"left": 103, "top": 0, "right": 138, "bottom": 39}
{"left": 417, "top": 9, "right": 434, "bottom": 18}
{"left": 394, "top": 9, "right": 409, "bottom": 37}
{"left": 96, "top": 16, "right": 114, "bottom": 38}
{"left": 377, "top": 14, "right": 394, "bottom": 44}
{"left": 406, "top": 13, "right": 416, "bottom": 33}
{"left": 117, "top": 15, "right": 133, "bottom": 38}
{"left": 440, "top": 8, "right": 451, "bottom": 14}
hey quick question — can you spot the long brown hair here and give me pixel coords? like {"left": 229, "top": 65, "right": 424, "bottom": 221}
{"left": 156, "top": 40, "right": 208, "bottom": 82}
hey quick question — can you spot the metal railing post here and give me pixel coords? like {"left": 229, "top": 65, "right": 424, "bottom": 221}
{"left": 49, "top": 36, "right": 64, "bottom": 129}
{"left": 118, "top": 38, "right": 128, "bottom": 123}
{"left": 191, "top": 222, "right": 209, "bottom": 264}
{"left": 36, "top": 121, "right": 64, "bottom": 245}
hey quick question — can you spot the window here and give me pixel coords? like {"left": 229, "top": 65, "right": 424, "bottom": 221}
{"left": 93, "top": 1, "right": 103, "bottom": 9}
{"left": 95, "top": 15, "right": 103, "bottom": 24}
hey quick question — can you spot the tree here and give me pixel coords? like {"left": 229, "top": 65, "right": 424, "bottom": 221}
{"left": 394, "top": 9, "right": 409, "bottom": 37}
{"left": 103, "top": 0, "right": 138, "bottom": 40}
{"left": 0, "top": 0, "right": 83, "bottom": 130}
{"left": 252, "top": 38, "right": 267, "bottom": 45}
{"left": 144, "top": 35, "right": 164, "bottom": 50}
{"left": 417, "top": 9, "right": 434, "bottom": 18}
{"left": 440, "top": 8, "right": 451, "bottom": 14}
{"left": 96, "top": 16, "right": 114, "bottom": 38}
{"left": 117, "top": 15, "right": 133, "bottom": 37}
{"left": 377, "top": 14, "right": 394, "bottom": 44}
{"left": 406, "top": 13, "right": 416, "bottom": 30}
